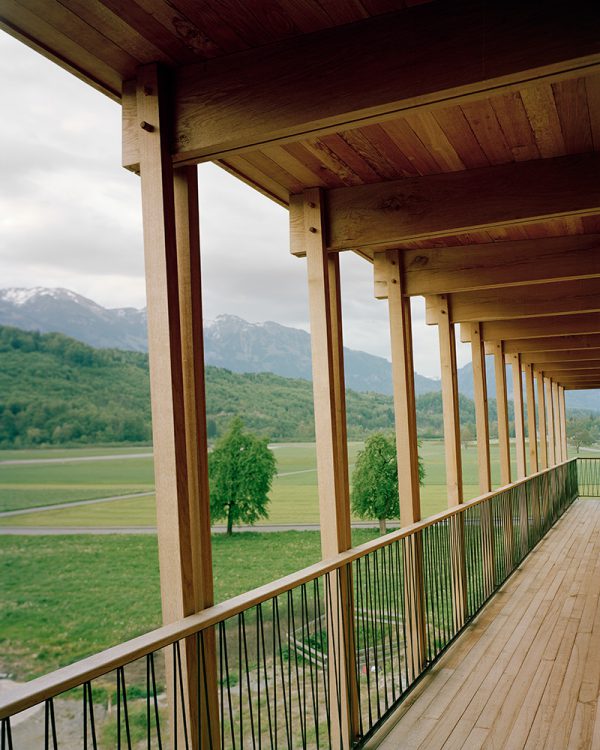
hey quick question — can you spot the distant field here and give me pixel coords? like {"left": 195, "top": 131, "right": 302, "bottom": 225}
{"left": 0, "top": 439, "right": 582, "bottom": 527}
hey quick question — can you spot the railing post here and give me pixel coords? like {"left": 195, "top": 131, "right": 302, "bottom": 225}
{"left": 135, "top": 64, "right": 219, "bottom": 749}
{"left": 374, "top": 251, "right": 426, "bottom": 680}
{"left": 468, "top": 323, "right": 495, "bottom": 598}
{"left": 301, "top": 188, "right": 358, "bottom": 748}
{"left": 428, "top": 295, "right": 466, "bottom": 629}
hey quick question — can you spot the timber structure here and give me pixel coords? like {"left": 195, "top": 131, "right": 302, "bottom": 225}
{"left": 1, "top": 1, "right": 600, "bottom": 748}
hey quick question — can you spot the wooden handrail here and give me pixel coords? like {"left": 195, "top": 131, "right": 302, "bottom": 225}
{"left": 0, "top": 457, "right": 578, "bottom": 720}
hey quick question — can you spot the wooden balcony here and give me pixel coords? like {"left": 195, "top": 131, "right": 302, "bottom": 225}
{"left": 368, "top": 497, "right": 600, "bottom": 750}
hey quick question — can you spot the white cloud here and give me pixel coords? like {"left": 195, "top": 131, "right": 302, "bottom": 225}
{"left": 0, "top": 31, "right": 472, "bottom": 378}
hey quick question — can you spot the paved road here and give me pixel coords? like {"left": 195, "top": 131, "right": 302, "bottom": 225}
{"left": 0, "top": 521, "right": 397, "bottom": 535}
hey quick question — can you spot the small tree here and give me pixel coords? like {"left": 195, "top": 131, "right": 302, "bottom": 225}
{"left": 351, "top": 432, "right": 425, "bottom": 535}
{"left": 209, "top": 418, "right": 277, "bottom": 535}
{"left": 567, "top": 419, "right": 596, "bottom": 454}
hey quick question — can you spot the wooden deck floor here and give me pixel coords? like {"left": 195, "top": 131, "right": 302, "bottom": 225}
{"left": 370, "top": 499, "right": 600, "bottom": 750}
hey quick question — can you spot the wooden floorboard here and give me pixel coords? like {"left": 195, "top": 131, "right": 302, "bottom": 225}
{"left": 371, "top": 500, "right": 600, "bottom": 750}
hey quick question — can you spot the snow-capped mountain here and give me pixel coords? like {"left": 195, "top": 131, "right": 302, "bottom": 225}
{"left": 0, "top": 287, "right": 147, "bottom": 351}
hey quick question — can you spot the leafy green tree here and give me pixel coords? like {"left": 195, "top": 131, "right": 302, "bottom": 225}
{"left": 209, "top": 418, "right": 277, "bottom": 535}
{"left": 351, "top": 432, "right": 425, "bottom": 534}
{"left": 567, "top": 417, "right": 598, "bottom": 453}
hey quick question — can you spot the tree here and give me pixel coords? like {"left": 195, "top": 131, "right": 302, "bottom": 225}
{"left": 461, "top": 423, "right": 476, "bottom": 450}
{"left": 567, "top": 417, "right": 598, "bottom": 454}
{"left": 209, "top": 418, "right": 277, "bottom": 535}
{"left": 351, "top": 432, "right": 425, "bottom": 535}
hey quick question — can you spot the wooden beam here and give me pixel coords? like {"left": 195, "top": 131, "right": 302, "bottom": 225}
{"left": 544, "top": 370, "right": 600, "bottom": 379}
{"left": 522, "top": 349, "right": 600, "bottom": 364}
{"left": 124, "top": 1, "right": 600, "bottom": 166}
{"left": 291, "top": 154, "right": 600, "bottom": 255}
{"left": 492, "top": 334, "right": 600, "bottom": 354}
{"left": 136, "top": 64, "right": 217, "bottom": 748}
{"left": 401, "top": 235, "right": 600, "bottom": 296}
{"left": 533, "top": 362, "right": 600, "bottom": 372}
{"left": 461, "top": 313, "right": 600, "bottom": 343}
{"left": 437, "top": 277, "right": 600, "bottom": 324}
{"left": 535, "top": 369, "right": 548, "bottom": 471}
{"left": 492, "top": 341, "right": 512, "bottom": 486}
{"left": 468, "top": 323, "right": 492, "bottom": 494}
{"left": 545, "top": 377, "right": 556, "bottom": 465}
{"left": 302, "top": 188, "right": 358, "bottom": 746}
{"left": 508, "top": 354, "right": 527, "bottom": 479}
{"left": 524, "top": 364, "right": 539, "bottom": 474}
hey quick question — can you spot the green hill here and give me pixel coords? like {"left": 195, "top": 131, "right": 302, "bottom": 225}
{"left": 4, "top": 325, "right": 576, "bottom": 449}
{"left": 0, "top": 325, "right": 400, "bottom": 446}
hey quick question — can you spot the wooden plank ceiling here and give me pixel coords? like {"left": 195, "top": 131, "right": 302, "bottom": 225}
{"left": 2, "top": 0, "right": 600, "bottom": 390}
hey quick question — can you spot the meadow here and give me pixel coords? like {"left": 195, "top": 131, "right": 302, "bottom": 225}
{"left": 0, "top": 439, "right": 540, "bottom": 526}
{"left": 0, "top": 440, "right": 586, "bottom": 681}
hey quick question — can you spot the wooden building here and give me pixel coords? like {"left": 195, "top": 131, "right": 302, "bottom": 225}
{"left": 1, "top": 1, "right": 600, "bottom": 748}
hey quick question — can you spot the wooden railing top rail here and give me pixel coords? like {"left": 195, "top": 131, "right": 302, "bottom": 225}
{"left": 0, "top": 457, "right": 579, "bottom": 720}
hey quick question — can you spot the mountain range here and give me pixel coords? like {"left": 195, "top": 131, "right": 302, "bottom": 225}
{"left": 1, "top": 287, "right": 598, "bottom": 411}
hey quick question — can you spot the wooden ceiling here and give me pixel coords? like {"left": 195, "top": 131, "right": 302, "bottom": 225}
{"left": 2, "top": 0, "right": 600, "bottom": 390}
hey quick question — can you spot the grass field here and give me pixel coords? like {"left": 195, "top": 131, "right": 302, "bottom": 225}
{"left": 0, "top": 530, "right": 379, "bottom": 680}
{"left": 0, "top": 440, "right": 580, "bottom": 526}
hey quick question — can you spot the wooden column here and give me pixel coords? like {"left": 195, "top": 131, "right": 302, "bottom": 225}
{"left": 491, "top": 341, "right": 511, "bottom": 486}
{"left": 428, "top": 295, "right": 466, "bottom": 629}
{"left": 374, "top": 250, "right": 425, "bottom": 679}
{"left": 552, "top": 381, "right": 561, "bottom": 462}
{"left": 524, "top": 363, "right": 539, "bottom": 474}
{"left": 374, "top": 250, "right": 421, "bottom": 524}
{"left": 302, "top": 188, "right": 357, "bottom": 747}
{"left": 468, "top": 323, "right": 492, "bottom": 494}
{"left": 468, "top": 324, "right": 495, "bottom": 597}
{"left": 508, "top": 353, "right": 527, "bottom": 479}
{"left": 559, "top": 386, "right": 568, "bottom": 460}
{"left": 545, "top": 377, "right": 556, "bottom": 465}
{"left": 136, "top": 64, "right": 218, "bottom": 748}
{"left": 429, "top": 295, "right": 463, "bottom": 505}
{"left": 535, "top": 369, "right": 548, "bottom": 471}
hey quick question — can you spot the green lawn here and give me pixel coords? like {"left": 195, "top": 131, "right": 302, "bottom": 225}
{"left": 0, "top": 530, "right": 379, "bottom": 680}
{"left": 0, "top": 455, "right": 155, "bottom": 512}
{"left": 0, "top": 440, "right": 578, "bottom": 527}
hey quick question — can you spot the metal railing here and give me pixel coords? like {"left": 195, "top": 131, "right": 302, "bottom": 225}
{"left": 0, "top": 459, "right": 581, "bottom": 749}
{"left": 577, "top": 456, "right": 600, "bottom": 497}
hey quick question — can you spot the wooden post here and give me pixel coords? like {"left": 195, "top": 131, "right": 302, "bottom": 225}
{"left": 428, "top": 294, "right": 466, "bottom": 629}
{"left": 468, "top": 323, "right": 495, "bottom": 597}
{"left": 468, "top": 323, "right": 492, "bottom": 494}
{"left": 491, "top": 341, "right": 511, "bottom": 486}
{"left": 374, "top": 250, "right": 425, "bottom": 679}
{"left": 524, "top": 363, "right": 539, "bottom": 474}
{"left": 535, "top": 368, "right": 548, "bottom": 471}
{"left": 136, "top": 64, "right": 218, "bottom": 749}
{"left": 508, "top": 353, "right": 527, "bottom": 479}
{"left": 546, "top": 377, "right": 556, "bottom": 465}
{"left": 559, "top": 386, "right": 568, "bottom": 460}
{"left": 302, "top": 188, "right": 358, "bottom": 748}
{"left": 552, "top": 380, "right": 561, "bottom": 462}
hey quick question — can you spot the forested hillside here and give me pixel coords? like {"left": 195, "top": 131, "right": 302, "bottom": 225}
{"left": 3, "top": 325, "right": 591, "bottom": 449}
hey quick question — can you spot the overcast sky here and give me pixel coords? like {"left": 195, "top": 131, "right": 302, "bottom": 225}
{"left": 0, "top": 31, "right": 472, "bottom": 378}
